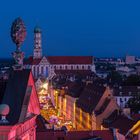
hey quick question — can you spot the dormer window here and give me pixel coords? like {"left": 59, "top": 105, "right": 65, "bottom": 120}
{"left": 119, "top": 92, "right": 122, "bottom": 96}
{"left": 129, "top": 92, "right": 132, "bottom": 96}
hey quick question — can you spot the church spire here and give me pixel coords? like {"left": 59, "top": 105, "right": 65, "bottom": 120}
{"left": 33, "top": 26, "right": 42, "bottom": 59}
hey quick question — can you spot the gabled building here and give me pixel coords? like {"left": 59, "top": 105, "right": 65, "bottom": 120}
{"left": 103, "top": 111, "right": 140, "bottom": 139}
{"left": 75, "top": 84, "right": 119, "bottom": 130}
{"left": 0, "top": 69, "right": 40, "bottom": 140}
{"left": 60, "top": 81, "right": 85, "bottom": 129}
{"left": 24, "top": 27, "right": 96, "bottom": 79}
{"left": 113, "top": 86, "right": 140, "bottom": 108}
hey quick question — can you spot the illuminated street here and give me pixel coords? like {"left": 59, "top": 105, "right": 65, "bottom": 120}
{"left": 36, "top": 79, "right": 74, "bottom": 130}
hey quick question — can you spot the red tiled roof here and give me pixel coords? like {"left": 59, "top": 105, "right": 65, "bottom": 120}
{"left": 76, "top": 84, "right": 106, "bottom": 114}
{"left": 24, "top": 56, "right": 93, "bottom": 65}
{"left": 32, "top": 59, "right": 42, "bottom": 65}
{"left": 47, "top": 56, "right": 93, "bottom": 64}
{"left": 66, "top": 81, "right": 85, "bottom": 98}
{"left": 36, "top": 130, "right": 114, "bottom": 140}
{"left": 103, "top": 114, "right": 137, "bottom": 135}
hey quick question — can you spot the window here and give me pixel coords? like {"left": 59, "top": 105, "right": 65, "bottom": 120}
{"left": 46, "top": 67, "right": 48, "bottom": 77}
{"left": 120, "top": 98, "right": 123, "bottom": 102}
{"left": 33, "top": 66, "right": 35, "bottom": 76}
{"left": 37, "top": 66, "right": 39, "bottom": 76}
{"left": 129, "top": 92, "right": 132, "bottom": 96}
{"left": 41, "top": 66, "right": 43, "bottom": 74}
{"left": 119, "top": 92, "right": 122, "bottom": 96}
{"left": 71, "top": 65, "right": 73, "bottom": 70}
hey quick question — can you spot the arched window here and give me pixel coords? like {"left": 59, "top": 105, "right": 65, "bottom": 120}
{"left": 77, "top": 65, "right": 79, "bottom": 70}
{"left": 37, "top": 66, "right": 39, "bottom": 76}
{"left": 41, "top": 66, "right": 43, "bottom": 74}
{"left": 71, "top": 65, "right": 73, "bottom": 70}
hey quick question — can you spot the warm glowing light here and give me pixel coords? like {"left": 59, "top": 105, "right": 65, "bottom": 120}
{"left": 130, "top": 120, "right": 140, "bottom": 135}
{"left": 42, "top": 83, "right": 48, "bottom": 90}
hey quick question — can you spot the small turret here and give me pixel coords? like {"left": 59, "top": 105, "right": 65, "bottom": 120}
{"left": 34, "top": 26, "right": 42, "bottom": 33}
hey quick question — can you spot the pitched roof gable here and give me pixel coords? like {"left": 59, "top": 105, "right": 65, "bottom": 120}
{"left": 1, "top": 69, "right": 30, "bottom": 125}
{"left": 0, "top": 69, "right": 40, "bottom": 125}
{"left": 76, "top": 84, "right": 106, "bottom": 114}
{"left": 39, "top": 56, "right": 50, "bottom": 65}
{"left": 103, "top": 113, "right": 137, "bottom": 135}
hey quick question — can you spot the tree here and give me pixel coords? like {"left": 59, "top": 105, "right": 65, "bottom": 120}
{"left": 107, "top": 71, "right": 122, "bottom": 84}
{"left": 123, "top": 75, "right": 140, "bottom": 86}
{"left": 127, "top": 94, "right": 140, "bottom": 113}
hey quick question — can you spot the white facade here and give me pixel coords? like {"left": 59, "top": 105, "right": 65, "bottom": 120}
{"left": 125, "top": 55, "right": 135, "bottom": 64}
{"left": 25, "top": 27, "right": 96, "bottom": 79}
{"left": 116, "top": 66, "right": 134, "bottom": 72}
{"left": 33, "top": 27, "right": 42, "bottom": 59}
{"left": 31, "top": 59, "right": 95, "bottom": 79}
{"left": 115, "top": 96, "right": 132, "bottom": 108}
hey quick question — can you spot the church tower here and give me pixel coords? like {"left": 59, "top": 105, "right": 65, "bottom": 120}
{"left": 33, "top": 26, "right": 42, "bottom": 59}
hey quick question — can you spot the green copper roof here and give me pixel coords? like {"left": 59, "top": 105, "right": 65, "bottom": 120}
{"left": 34, "top": 26, "right": 41, "bottom": 33}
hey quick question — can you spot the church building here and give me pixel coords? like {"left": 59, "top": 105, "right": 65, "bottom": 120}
{"left": 24, "top": 27, "right": 96, "bottom": 79}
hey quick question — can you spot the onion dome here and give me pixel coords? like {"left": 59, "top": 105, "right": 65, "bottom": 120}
{"left": 34, "top": 26, "right": 41, "bottom": 33}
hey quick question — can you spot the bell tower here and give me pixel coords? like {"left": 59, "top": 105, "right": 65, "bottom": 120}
{"left": 33, "top": 26, "right": 42, "bottom": 59}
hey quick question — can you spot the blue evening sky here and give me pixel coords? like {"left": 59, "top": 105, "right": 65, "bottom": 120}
{"left": 0, "top": 0, "right": 140, "bottom": 58}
